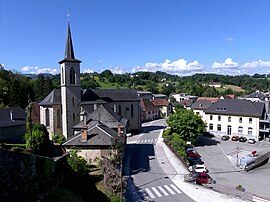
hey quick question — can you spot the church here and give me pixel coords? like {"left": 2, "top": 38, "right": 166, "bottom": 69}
{"left": 39, "top": 22, "right": 141, "bottom": 140}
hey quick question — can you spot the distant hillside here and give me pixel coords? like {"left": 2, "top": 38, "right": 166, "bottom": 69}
{"left": 24, "top": 73, "right": 54, "bottom": 79}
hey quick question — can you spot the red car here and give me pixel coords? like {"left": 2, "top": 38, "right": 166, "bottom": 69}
{"left": 195, "top": 173, "right": 214, "bottom": 185}
{"left": 187, "top": 149, "right": 201, "bottom": 157}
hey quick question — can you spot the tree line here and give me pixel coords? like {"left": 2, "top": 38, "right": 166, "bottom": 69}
{"left": 1, "top": 68, "right": 269, "bottom": 109}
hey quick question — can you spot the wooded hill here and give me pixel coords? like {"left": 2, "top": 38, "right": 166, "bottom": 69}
{"left": 0, "top": 68, "right": 269, "bottom": 109}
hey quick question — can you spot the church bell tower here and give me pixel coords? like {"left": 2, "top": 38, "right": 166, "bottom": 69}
{"left": 59, "top": 22, "right": 81, "bottom": 139}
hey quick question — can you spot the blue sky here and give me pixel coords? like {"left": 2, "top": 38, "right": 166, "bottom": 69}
{"left": 2, "top": 0, "right": 270, "bottom": 76}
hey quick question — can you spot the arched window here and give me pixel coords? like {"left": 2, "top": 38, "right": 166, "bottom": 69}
{"left": 210, "top": 115, "right": 213, "bottom": 120}
{"left": 131, "top": 104, "right": 134, "bottom": 117}
{"left": 57, "top": 109, "right": 61, "bottom": 128}
{"left": 228, "top": 117, "right": 231, "bottom": 122}
{"left": 249, "top": 118, "right": 252, "bottom": 124}
{"left": 45, "top": 108, "right": 50, "bottom": 126}
{"left": 118, "top": 105, "right": 121, "bottom": 115}
{"left": 238, "top": 126, "right": 243, "bottom": 134}
{"left": 70, "top": 67, "right": 75, "bottom": 84}
{"left": 209, "top": 123, "right": 213, "bottom": 130}
{"left": 218, "top": 116, "right": 221, "bottom": 121}
{"left": 61, "top": 67, "right": 64, "bottom": 84}
{"left": 217, "top": 124, "right": 221, "bottom": 131}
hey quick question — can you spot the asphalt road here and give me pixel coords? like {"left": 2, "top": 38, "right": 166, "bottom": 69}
{"left": 126, "top": 119, "right": 194, "bottom": 202}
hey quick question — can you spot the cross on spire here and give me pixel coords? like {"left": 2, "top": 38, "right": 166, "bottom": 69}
{"left": 67, "top": 11, "right": 71, "bottom": 23}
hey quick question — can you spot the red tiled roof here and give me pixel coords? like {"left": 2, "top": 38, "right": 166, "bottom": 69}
{"left": 151, "top": 99, "right": 170, "bottom": 107}
{"left": 140, "top": 99, "right": 159, "bottom": 112}
{"left": 209, "top": 82, "right": 221, "bottom": 85}
{"left": 197, "top": 97, "right": 219, "bottom": 103}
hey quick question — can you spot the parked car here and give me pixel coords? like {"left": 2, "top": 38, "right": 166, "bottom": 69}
{"left": 239, "top": 136, "right": 247, "bottom": 142}
{"left": 221, "top": 135, "right": 230, "bottom": 141}
{"left": 189, "top": 164, "right": 208, "bottom": 173}
{"left": 188, "top": 156, "right": 204, "bottom": 166}
{"left": 184, "top": 144, "right": 193, "bottom": 152}
{"left": 248, "top": 138, "right": 256, "bottom": 144}
{"left": 196, "top": 173, "right": 214, "bottom": 185}
{"left": 186, "top": 149, "right": 201, "bottom": 157}
{"left": 231, "top": 135, "right": 240, "bottom": 141}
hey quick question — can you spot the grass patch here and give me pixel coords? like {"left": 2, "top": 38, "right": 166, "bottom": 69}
{"left": 223, "top": 85, "right": 244, "bottom": 92}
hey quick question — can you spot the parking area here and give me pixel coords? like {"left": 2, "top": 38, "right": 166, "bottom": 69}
{"left": 195, "top": 136, "right": 270, "bottom": 199}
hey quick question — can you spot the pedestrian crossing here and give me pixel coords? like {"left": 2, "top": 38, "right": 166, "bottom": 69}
{"left": 136, "top": 138, "right": 157, "bottom": 144}
{"left": 142, "top": 184, "right": 182, "bottom": 199}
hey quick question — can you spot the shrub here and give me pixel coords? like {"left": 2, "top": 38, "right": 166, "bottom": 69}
{"left": 52, "top": 133, "right": 66, "bottom": 144}
{"left": 67, "top": 149, "right": 90, "bottom": 175}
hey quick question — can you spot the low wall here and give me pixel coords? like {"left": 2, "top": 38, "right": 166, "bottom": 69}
{"left": 0, "top": 149, "right": 67, "bottom": 202}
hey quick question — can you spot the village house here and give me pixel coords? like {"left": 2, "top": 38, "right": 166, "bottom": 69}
{"left": 204, "top": 99, "right": 269, "bottom": 141}
{"left": 140, "top": 98, "right": 160, "bottom": 122}
{"left": 0, "top": 108, "right": 27, "bottom": 143}
{"left": 151, "top": 99, "right": 173, "bottom": 117}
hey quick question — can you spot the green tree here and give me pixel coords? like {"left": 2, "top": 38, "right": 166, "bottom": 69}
{"left": 67, "top": 149, "right": 89, "bottom": 175}
{"left": 52, "top": 133, "right": 66, "bottom": 144}
{"left": 26, "top": 124, "right": 53, "bottom": 156}
{"left": 166, "top": 108, "right": 206, "bottom": 144}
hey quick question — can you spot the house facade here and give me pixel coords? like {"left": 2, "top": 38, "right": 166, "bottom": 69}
{"left": 151, "top": 99, "right": 172, "bottom": 117}
{"left": 140, "top": 99, "right": 160, "bottom": 122}
{"left": 204, "top": 99, "right": 268, "bottom": 141}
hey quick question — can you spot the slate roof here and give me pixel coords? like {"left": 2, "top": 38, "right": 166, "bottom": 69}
{"left": 73, "top": 104, "right": 128, "bottom": 129}
{"left": 63, "top": 121, "right": 121, "bottom": 147}
{"left": 191, "top": 100, "right": 213, "bottom": 110}
{"left": 39, "top": 89, "right": 61, "bottom": 106}
{"left": 152, "top": 99, "right": 170, "bottom": 107}
{"left": 180, "top": 100, "right": 194, "bottom": 108}
{"left": 246, "top": 91, "right": 267, "bottom": 100}
{"left": 140, "top": 99, "right": 159, "bottom": 112}
{"left": 0, "top": 108, "right": 27, "bottom": 127}
{"left": 59, "top": 23, "right": 81, "bottom": 64}
{"left": 81, "top": 88, "right": 140, "bottom": 103}
{"left": 204, "top": 99, "right": 265, "bottom": 117}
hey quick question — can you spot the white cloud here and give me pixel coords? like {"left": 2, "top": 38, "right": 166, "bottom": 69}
{"left": 132, "top": 58, "right": 204, "bottom": 75}
{"left": 21, "top": 66, "right": 59, "bottom": 74}
{"left": 111, "top": 67, "right": 125, "bottom": 74}
{"left": 82, "top": 68, "right": 94, "bottom": 73}
{"left": 211, "top": 58, "right": 270, "bottom": 75}
{"left": 212, "top": 58, "right": 239, "bottom": 69}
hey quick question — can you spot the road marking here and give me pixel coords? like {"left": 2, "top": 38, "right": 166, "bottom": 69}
{"left": 145, "top": 188, "right": 155, "bottom": 198}
{"left": 151, "top": 187, "right": 162, "bottom": 197}
{"left": 148, "top": 139, "right": 151, "bottom": 142}
{"left": 170, "top": 184, "right": 181, "bottom": 194}
{"left": 158, "top": 186, "right": 169, "bottom": 196}
{"left": 164, "top": 185, "right": 175, "bottom": 195}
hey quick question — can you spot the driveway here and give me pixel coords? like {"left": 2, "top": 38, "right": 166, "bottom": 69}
{"left": 195, "top": 136, "right": 270, "bottom": 199}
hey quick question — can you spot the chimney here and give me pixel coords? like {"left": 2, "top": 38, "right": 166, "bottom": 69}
{"left": 81, "top": 128, "right": 87, "bottom": 142}
{"left": 10, "top": 110, "right": 14, "bottom": 121}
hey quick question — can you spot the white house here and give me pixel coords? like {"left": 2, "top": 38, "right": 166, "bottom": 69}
{"left": 204, "top": 99, "right": 269, "bottom": 141}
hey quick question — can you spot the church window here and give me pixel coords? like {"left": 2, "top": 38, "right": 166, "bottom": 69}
{"left": 70, "top": 67, "right": 75, "bottom": 84}
{"left": 119, "top": 105, "right": 122, "bottom": 115}
{"left": 57, "top": 109, "right": 61, "bottom": 128}
{"left": 72, "top": 97, "right": 75, "bottom": 107}
{"left": 73, "top": 113, "right": 75, "bottom": 120}
{"left": 131, "top": 104, "right": 134, "bottom": 117}
{"left": 45, "top": 108, "right": 50, "bottom": 126}
{"left": 61, "top": 67, "right": 64, "bottom": 84}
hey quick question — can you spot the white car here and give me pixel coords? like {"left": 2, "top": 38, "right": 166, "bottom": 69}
{"left": 248, "top": 138, "right": 256, "bottom": 144}
{"left": 189, "top": 164, "right": 208, "bottom": 173}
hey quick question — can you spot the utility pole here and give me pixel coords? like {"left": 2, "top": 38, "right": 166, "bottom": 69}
{"left": 236, "top": 146, "right": 239, "bottom": 167}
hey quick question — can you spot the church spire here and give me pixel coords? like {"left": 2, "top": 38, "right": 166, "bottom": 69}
{"left": 65, "top": 22, "right": 75, "bottom": 59}
{"left": 59, "top": 21, "right": 81, "bottom": 64}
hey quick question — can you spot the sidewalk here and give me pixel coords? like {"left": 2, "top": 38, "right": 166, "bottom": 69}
{"left": 155, "top": 130, "right": 248, "bottom": 202}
